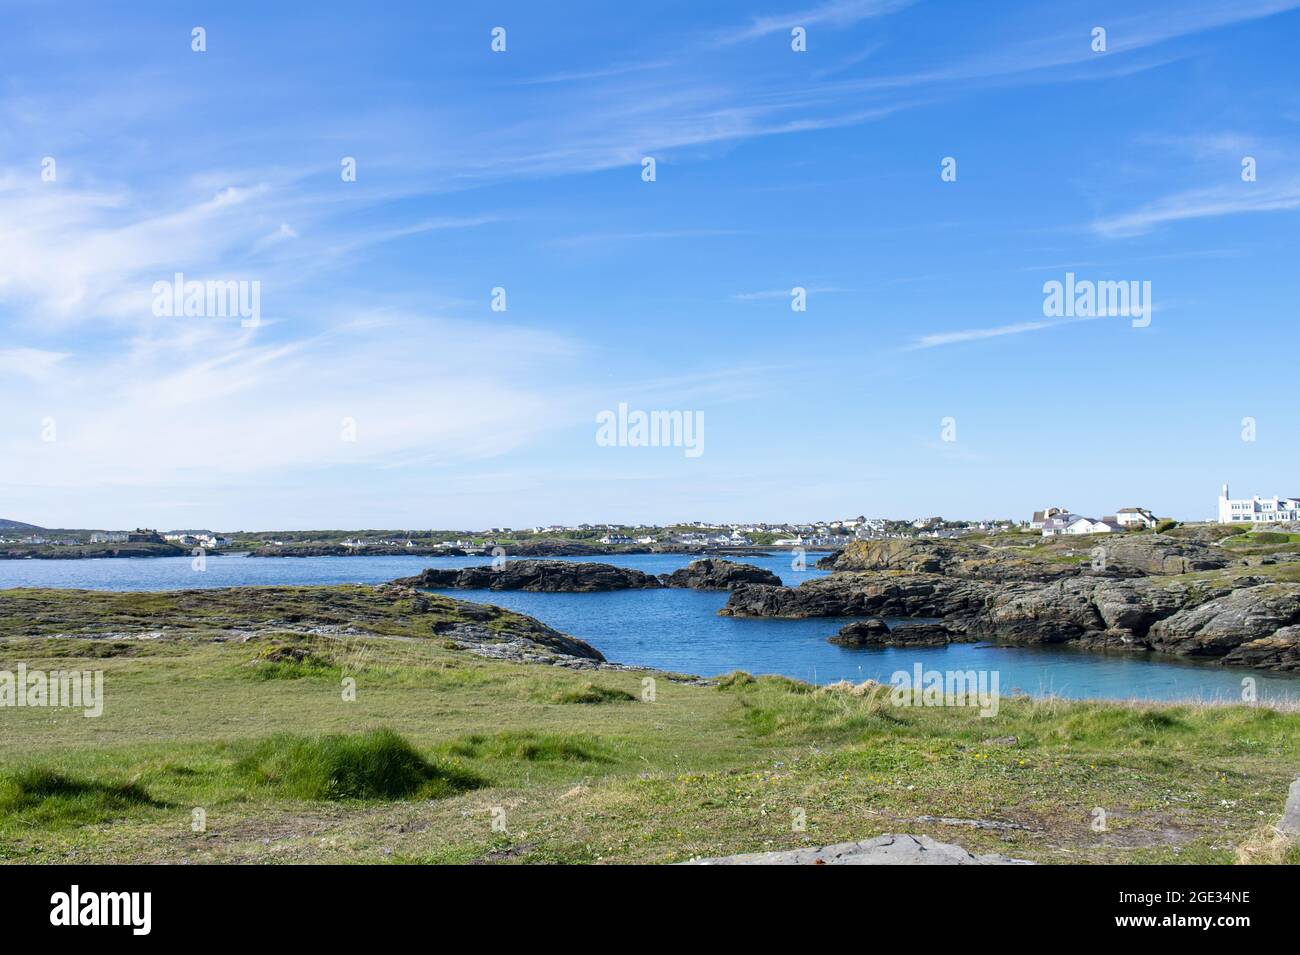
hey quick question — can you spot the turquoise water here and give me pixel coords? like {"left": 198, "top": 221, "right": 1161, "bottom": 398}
{"left": 3, "top": 552, "right": 1297, "bottom": 703}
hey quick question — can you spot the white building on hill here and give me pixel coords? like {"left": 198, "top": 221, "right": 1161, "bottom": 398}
{"left": 1115, "top": 507, "right": 1156, "bottom": 528}
{"left": 1218, "top": 484, "right": 1300, "bottom": 524}
{"left": 1030, "top": 506, "right": 1069, "bottom": 529}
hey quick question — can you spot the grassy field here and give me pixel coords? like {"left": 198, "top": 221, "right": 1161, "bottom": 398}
{"left": 2, "top": 586, "right": 1299, "bottom": 865}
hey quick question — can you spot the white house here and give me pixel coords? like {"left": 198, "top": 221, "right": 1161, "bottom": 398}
{"left": 1070, "top": 517, "right": 1123, "bottom": 534}
{"left": 1115, "top": 507, "right": 1156, "bottom": 528}
{"left": 1040, "top": 514, "right": 1079, "bottom": 536}
{"left": 1042, "top": 514, "right": 1119, "bottom": 536}
{"left": 1030, "top": 506, "right": 1069, "bottom": 529}
{"left": 1218, "top": 483, "right": 1300, "bottom": 524}
{"left": 1064, "top": 517, "right": 1105, "bottom": 535}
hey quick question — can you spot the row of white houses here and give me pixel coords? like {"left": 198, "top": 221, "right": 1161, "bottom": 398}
{"left": 1030, "top": 505, "right": 1157, "bottom": 537}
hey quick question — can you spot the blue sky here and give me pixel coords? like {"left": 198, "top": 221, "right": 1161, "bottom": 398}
{"left": 2, "top": 0, "right": 1299, "bottom": 530}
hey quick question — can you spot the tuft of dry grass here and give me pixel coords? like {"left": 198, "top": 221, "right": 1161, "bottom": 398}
{"left": 1235, "top": 825, "right": 1298, "bottom": 864}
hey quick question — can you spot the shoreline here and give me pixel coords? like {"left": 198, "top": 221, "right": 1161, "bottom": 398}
{"left": 0, "top": 545, "right": 843, "bottom": 561}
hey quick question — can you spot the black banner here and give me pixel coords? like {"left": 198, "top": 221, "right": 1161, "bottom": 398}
{"left": 0, "top": 864, "right": 1285, "bottom": 940}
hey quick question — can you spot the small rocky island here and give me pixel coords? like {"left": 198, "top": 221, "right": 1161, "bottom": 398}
{"left": 394, "top": 560, "right": 664, "bottom": 592}
{"left": 394, "top": 557, "right": 781, "bottom": 593}
{"left": 657, "top": 558, "right": 781, "bottom": 590}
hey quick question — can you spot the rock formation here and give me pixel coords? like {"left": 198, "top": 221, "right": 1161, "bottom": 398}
{"left": 393, "top": 560, "right": 663, "bottom": 592}
{"left": 658, "top": 558, "right": 781, "bottom": 590}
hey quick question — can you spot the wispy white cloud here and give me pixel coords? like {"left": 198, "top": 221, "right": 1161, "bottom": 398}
{"left": 721, "top": 0, "right": 915, "bottom": 44}
{"left": 0, "top": 348, "right": 70, "bottom": 382}
{"left": 518, "top": 61, "right": 675, "bottom": 85}
{"left": 0, "top": 311, "right": 590, "bottom": 488}
{"left": 545, "top": 228, "right": 743, "bottom": 248}
{"left": 1092, "top": 180, "right": 1300, "bottom": 236}
{"left": 805, "top": 0, "right": 1300, "bottom": 96}
{"left": 905, "top": 316, "right": 1101, "bottom": 350}
{"left": 732, "top": 286, "right": 842, "bottom": 301}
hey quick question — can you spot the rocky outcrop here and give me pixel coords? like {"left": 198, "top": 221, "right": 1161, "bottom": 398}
{"left": 1, "top": 541, "right": 189, "bottom": 560}
{"left": 723, "top": 560, "right": 1300, "bottom": 669}
{"left": 830, "top": 618, "right": 957, "bottom": 647}
{"left": 965, "top": 578, "right": 1112, "bottom": 645}
{"left": 433, "top": 621, "right": 609, "bottom": 664}
{"left": 658, "top": 558, "right": 781, "bottom": 590}
{"left": 829, "top": 539, "right": 960, "bottom": 574}
{"left": 1149, "top": 584, "right": 1300, "bottom": 666}
{"left": 824, "top": 534, "right": 1230, "bottom": 581}
{"left": 721, "top": 573, "right": 991, "bottom": 619}
{"left": 882, "top": 622, "right": 958, "bottom": 646}
{"left": 494, "top": 540, "right": 607, "bottom": 557}
{"left": 410, "top": 595, "right": 607, "bottom": 661}
{"left": 683, "top": 833, "right": 1032, "bottom": 865}
{"left": 393, "top": 560, "right": 663, "bottom": 592}
{"left": 828, "top": 617, "right": 891, "bottom": 646}
{"left": 250, "top": 544, "right": 455, "bottom": 557}
{"left": 1094, "top": 535, "right": 1229, "bottom": 575}
{"left": 1222, "top": 626, "right": 1300, "bottom": 671}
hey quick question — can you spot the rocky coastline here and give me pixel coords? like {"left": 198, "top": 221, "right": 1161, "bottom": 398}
{"left": 0, "top": 541, "right": 190, "bottom": 560}
{"left": 244, "top": 541, "right": 776, "bottom": 558}
{"left": 722, "top": 535, "right": 1300, "bottom": 671}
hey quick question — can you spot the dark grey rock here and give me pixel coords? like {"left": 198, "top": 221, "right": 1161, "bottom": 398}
{"left": 658, "top": 558, "right": 781, "bottom": 590}
{"left": 393, "top": 560, "right": 663, "bottom": 592}
{"left": 828, "top": 617, "right": 891, "bottom": 646}
{"left": 683, "top": 833, "right": 1033, "bottom": 866}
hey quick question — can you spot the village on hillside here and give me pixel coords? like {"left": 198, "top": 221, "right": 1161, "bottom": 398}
{"left": 4, "top": 485, "right": 1298, "bottom": 555}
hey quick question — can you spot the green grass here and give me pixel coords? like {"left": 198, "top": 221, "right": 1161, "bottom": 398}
{"left": 244, "top": 644, "right": 341, "bottom": 681}
{"left": 442, "top": 730, "right": 612, "bottom": 763}
{"left": 547, "top": 682, "right": 637, "bottom": 704}
{"left": 0, "top": 768, "right": 160, "bottom": 827}
{"left": 2, "top": 584, "right": 1300, "bottom": 864}
{"left": 233, "top": 729, "right": 480, "bottom": 801}
{"left": 1221, "top": 531, "right": 1300, "bottom": 555}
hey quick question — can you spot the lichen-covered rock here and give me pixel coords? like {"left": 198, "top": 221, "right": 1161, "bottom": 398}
{"left": 820, "top": 533, "right": 1231, "bottom": 580}
{"left": 1148, "top": 584, "right": 1300, "bottom": 659}
{"left": 1222, "top": 626, "right": 1300, "bottom": 671}
{"left": 1094, "top": 534, "right": 1230, "bottom": 575}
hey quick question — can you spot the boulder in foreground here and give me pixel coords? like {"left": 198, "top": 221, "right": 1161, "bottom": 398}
{"left": 684, "top": 833, "right": 1032, "bottom": 865}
